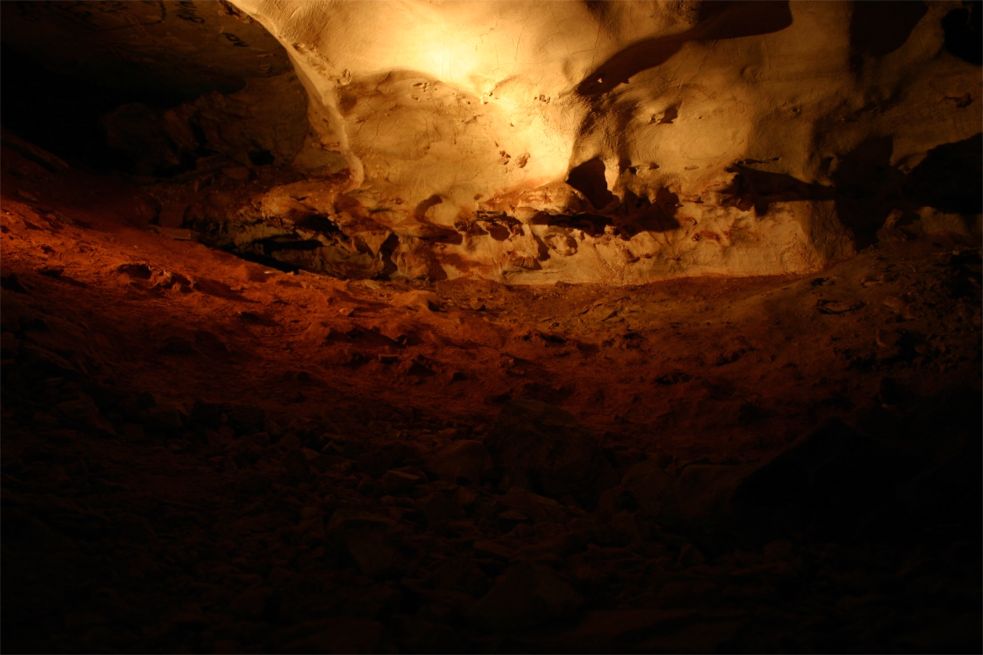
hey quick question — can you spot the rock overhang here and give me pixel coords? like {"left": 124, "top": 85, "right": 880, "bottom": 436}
{"left": 218, "top": 0, "right": 980, "bottom": 283}
{"left": 2, "top": 0, "right": 980, "bottom": 284}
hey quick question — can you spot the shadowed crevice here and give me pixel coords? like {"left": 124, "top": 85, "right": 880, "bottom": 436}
{"left": 904, "top": 132, "right": 983, "bottom": 214}
{"left": 576, "top": 1, "right": 793, "bottom": 98}
{"left": 566, "top": 157, "right": 616, "bottom": 209}
{"left": 723, "top": 165, "right": 836, "bottom": 216}
{"left": 849, "top": 1, "right": 927, "bottom": 68}
{"left": 942, "top": 3, "right": 982, "bottom": 65}
{"left": 531, "top": 187, "right": 680, "bottom": 239}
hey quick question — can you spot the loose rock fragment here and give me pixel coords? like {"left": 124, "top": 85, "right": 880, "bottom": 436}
{"left": 425, "top": 440, "right": 492, "bottom": 483}
{"left": 486, "top": 400, "right": 615, "bottom": 503}
{"left": 469, "top": 562, "right": 583, "bottom": 631}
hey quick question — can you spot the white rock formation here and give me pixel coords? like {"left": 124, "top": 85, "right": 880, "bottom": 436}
{"left": 226, "top": 0, "right": 980, "bottom": 283}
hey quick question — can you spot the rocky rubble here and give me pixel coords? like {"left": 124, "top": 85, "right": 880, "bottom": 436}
{"left": 2, "top": 141, "right": 980, "bottom": 651}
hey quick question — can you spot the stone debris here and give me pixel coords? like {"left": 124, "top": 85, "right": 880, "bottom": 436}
{"left": 486, "top": 400, "right": 616, "bottom": 504}
{"left": 469, "top": 562, "right": 584, "bottom": 631}
{"left": 1, "top": 134, "right": 979, "bottom": 651}
{"left": 425, "top": 440, "right": 492, "bottom": 483}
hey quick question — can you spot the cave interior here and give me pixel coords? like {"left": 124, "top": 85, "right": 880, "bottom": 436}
{"left": 1, "top": 1, "right": 981, "bottom": 652}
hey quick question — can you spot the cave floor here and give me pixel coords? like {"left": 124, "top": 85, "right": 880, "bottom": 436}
{"left": 2, "top": 148, "right": 981, "bottom": 652}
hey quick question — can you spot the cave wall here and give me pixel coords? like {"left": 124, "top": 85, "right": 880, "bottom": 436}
{"left": 0, "top": 0, "right": 310, "bottom": 171}
{"left": 2, "top": 0, "right": 980, "bottom": 284}
{"left": 222, "top": 0, "right": 983, "bottom": 282}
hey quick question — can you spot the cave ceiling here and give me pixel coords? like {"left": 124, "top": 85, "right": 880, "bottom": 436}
{"left": 2, "top": 0, "right": 979, "bottom": 284}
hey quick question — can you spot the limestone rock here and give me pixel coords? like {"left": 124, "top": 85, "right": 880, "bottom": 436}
{"left": 222, "top": 0, "right": 979, "bottom": 284}
{"left": 13, "top": 0, "right": 977, "bottom": 284}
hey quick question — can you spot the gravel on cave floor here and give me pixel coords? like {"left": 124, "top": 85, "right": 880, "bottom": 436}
{"left": 2, "top": 156, "right": 980, "bottom": 652}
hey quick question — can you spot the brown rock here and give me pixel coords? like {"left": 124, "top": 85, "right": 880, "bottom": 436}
{"left": 469, "top": 562, "right": 583, "bottom": 631}
{"left": 421, "top": 486, "right": 467, "bottom": 527}
{"left": 498, "top": 486, "right": 567, "bottom": 523}
{"left": 621, "top": 459, "right": 673, "bottom": 517}
{"left": 560, "top": 608, "right": 740, "bottom": 652}
{"left": 429, "top": 556, "right": 489, "bottom": 596}
{"left": 229, "top": 586, "right": 271, "bottom": 618}
{"left": 328, "top": 511, "right": 401, "bottom": 577}
{"left": 55, "top": 393, "right": 114, "bottom": 434}
{"left": 2, "top": 331, "right": 20, "bottom": 358}
{"left": 380, "top": 468, "right": 424, "bottom": 495}
{"left": 282, "top": 618, "right": 383, "bottom": 653}
{"left": 486, "top": 400, "right": 614, "bottom": 503}
{"left": 425, "top": 440, "right": 492, "bottom": 482}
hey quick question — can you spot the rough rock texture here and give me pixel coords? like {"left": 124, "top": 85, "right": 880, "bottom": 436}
{"left": 486, "top": 400, "right": 616, "bottom": 504}
{"left": 0, "top": 0, "right": 310, "bottom": 170}
{"left": 221, "top": 0, "right": 980, "bottom": 283}
{"left": 4, "top": 1, "right": 979, "bottom": 284}
{"left": 1, "top": 141, "right": 980, "bottom": 651}
{"left": 1, "top": 3, "right": 981, "bottom": 650}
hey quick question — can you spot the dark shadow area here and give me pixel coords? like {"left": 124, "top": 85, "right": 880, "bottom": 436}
{"left": 576, "top": 1, "right": 793, "bottom": 98}
{"left": 722, "top": 133, "right": 981, "bottom": 248}
{"left": 99, "top": 101, "right": 218, "bottom": 177}
{"left": 220, "top": 248, "right": 303, "bottom": 273}
{"left": 905, "top": 132, "right": 983, "bottom": 214}
{"left": 0, "top": 0, "right": 295, "bottom": 172}
{"left": 942, "top": 2, "right": 982, "bottom": 65}
{"left": 849, "top": 1, "right": 927, "bottom": 68}
{"left": 475, "top": 212, "right": 525, "bottom": 242}
{"left": 248, "top": 147, "right": 276, "bottom": 166}
{"left": 734, "top": 419, "right": 905, "bottom": 535}
{"left": 565, "top": 157, "right": 616, "bottom": 209}
{"left": 614, "top": 188, "right": 681, "bottom": 237}
{"left": 0, "top": 45, "right": 132, "bottom": 169}
{"left": 735, "top": 391, "right": 982, "bottom": 547}
{"left": 531, "top": 212, "right": 611, "bottom": 237}
{"left": 830, "top": 137, "right": 905, "bottom": 248}
{"left": 295, "top": 214, "right": 343, "bottom": 236}
{"left": 532, "top": 186, "right": 680, "bottom": 240}
{"left": 832, "top": 134, "right": 983, "bottom": 247}
{"left": 723, "top": 164, "right": 836, "bottom": 216}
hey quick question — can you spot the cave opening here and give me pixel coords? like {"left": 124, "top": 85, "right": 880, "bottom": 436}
{"left": 1, "top": 1, "right": 981, "bottom": 653}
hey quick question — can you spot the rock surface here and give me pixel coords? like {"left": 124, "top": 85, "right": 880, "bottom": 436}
{"left": 2, "top": 138, "right": 979, "bottom": 651}
{"left": 486, "top": 400, "right": 615, "bottom": 504}
{"left": 223, "top": 0, "right": 978, "bottom": 283}
{"left": 4, "top": 1, "right": 979, "bottom": 283}
{"left": 1, "top": 3, "right": 981, "bottom": 652}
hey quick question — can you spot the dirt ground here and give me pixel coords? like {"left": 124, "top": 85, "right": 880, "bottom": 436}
{"left": 2, "top": 144, "right": 981, "bottom": 652}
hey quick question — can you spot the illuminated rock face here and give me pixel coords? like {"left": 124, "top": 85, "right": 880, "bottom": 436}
{"left": 3, "top": 1, "right": 977, "bottom": 283}
{"left": 226, "top": 0, "right": 979, "bottom": 283}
